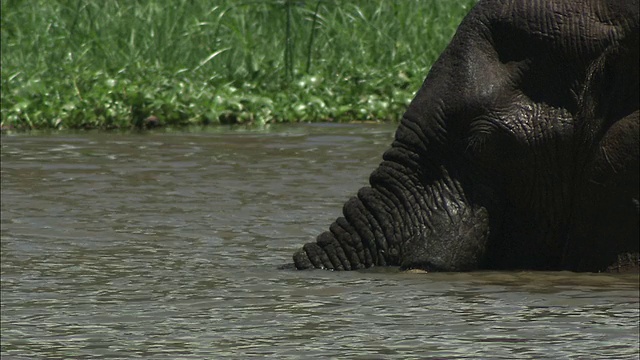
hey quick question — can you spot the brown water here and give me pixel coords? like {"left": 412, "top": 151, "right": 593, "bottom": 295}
{"left": 1, "top": 124, "right": 638, "bottom": 359}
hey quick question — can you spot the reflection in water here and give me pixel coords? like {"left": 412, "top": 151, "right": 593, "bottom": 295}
{"left": 1, "top": 125, "right": 638, "bottom": 359}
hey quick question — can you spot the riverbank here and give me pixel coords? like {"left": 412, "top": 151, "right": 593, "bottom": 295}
{"left": 1, "top": 0, "right": 476, "bottom": 131}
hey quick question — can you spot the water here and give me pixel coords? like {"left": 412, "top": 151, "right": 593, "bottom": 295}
{"left": 1, "top": 124, "right": 638, "bottom": 359}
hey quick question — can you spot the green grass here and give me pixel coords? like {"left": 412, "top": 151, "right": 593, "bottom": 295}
{"left": 1, "top": 0, "right": 476, "bottom": 131}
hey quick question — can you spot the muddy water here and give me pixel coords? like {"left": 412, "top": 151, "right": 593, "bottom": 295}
{"left": 1, "top": 124, "right": 638, "bottom": 359}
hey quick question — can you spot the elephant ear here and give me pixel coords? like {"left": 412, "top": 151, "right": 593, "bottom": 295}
{"left": 566, "top": 4, "right": 639, "bottom": 271}
{"left": 576, "top": 31, "right": 639, "bottom": 148}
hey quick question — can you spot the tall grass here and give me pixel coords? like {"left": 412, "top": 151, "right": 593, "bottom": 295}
{"left": 1, "top": 0, "right": 476, "bottom": 130}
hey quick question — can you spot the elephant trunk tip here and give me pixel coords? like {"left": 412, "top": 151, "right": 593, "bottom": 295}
{"left": 293, "top": 236, "right": 352, "bottom": 270}
{"left": 293, "top": 246, "right": 315, "bottom": 270}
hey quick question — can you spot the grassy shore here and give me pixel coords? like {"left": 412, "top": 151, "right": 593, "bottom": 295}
{"left": 1, "top": 0, "right": 476, "bottom": 131}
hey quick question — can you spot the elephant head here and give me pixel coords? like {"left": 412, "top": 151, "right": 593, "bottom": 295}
{"left": 293, "top": 0, "right": 639, "bottom": 272}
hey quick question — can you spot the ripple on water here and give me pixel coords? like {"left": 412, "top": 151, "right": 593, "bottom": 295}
{"left": 1, "top": 127, "right": 638, "bottom": 359}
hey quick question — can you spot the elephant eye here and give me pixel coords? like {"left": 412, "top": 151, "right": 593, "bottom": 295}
{"left": 465, "top": 117, "right": 500, "bottom": 155}
{"left": 466, "top": 133, "right": 489, "bottom": 155}
{"left": 463, "top": 116, "right": 522, "bottom": 172}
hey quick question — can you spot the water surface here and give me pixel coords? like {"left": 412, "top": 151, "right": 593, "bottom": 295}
{"left": 1, "top": 124, "right": 638, "bottom": 359}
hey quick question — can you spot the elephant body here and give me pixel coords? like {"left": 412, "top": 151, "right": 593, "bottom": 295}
{"left": 293, "top": 0, "right": 639, "bottom": 272}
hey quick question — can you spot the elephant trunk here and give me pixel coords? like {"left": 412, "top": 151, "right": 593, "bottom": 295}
{"left": 293, "top": 143, "right": 492, "bottom": 271}
{"left": 293, "top": 191, "right": 400, "bottom": 271}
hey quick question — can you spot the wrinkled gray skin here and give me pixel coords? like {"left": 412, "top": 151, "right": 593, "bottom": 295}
{"left": 293, "top": 0, "right": 639, "bottom": 273}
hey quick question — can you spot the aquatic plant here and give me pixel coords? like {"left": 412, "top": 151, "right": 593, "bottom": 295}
{"left": 1, "top": 0, "right": 476, "bottom": 131}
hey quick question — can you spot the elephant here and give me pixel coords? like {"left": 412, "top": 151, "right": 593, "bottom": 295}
{"left": 292, "top": 0, "right": 639, "bottom": 273}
